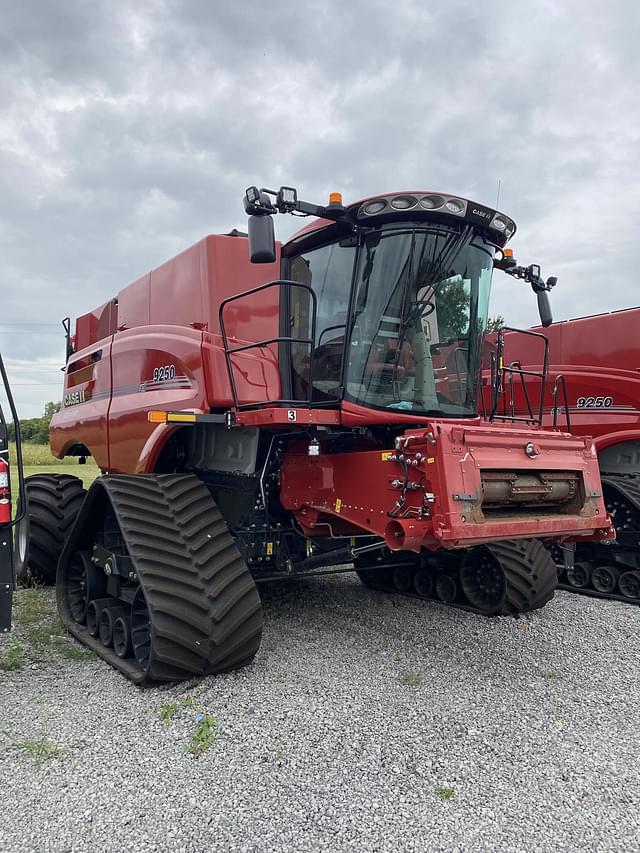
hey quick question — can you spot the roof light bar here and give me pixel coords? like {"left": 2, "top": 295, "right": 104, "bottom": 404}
{"left": 356, "top": 193, "right": 516, "bottom": 241}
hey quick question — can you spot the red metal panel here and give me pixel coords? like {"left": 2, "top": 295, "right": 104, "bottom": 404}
{"left": 117, "top": 273, "right": 150, "bottom": 331}
{"left": 50, "top": 340, "right": 112, "bottom": 470}
{"left": 108, "top": 326, "right": 207, "bottom": 473}
{"left": 149, "top": 241, "right": 205, "bottom": 329}
{"left": 280, "top": 420, "right": 612, "bottom": 550}
{"left": 202, "top": 235, "right": 280, "bottom": 337}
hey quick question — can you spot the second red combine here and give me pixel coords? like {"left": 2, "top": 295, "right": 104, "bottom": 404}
{"left": 18, "top": 185, "right": 613, "bottom": 683}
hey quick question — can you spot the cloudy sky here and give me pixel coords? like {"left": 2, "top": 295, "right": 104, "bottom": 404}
{"left": 1, "top": 0, "right": 639, "bottom": 417}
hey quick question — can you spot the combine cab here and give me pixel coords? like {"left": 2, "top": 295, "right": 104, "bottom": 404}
{"left": 17, "top": 184, "right": 613, "bottom": 684}
{"left": 500, "top": 308, "right": 640, "bottom": 603}
{"left": 0, "top": 354, "right": 25, "bottom": 632}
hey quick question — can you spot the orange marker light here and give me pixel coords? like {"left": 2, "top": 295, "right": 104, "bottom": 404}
{"left": 504, "top": 248, "right": 514, "bottom": 258}
{"left": 328, "top": 192, "right": 343, "bottom": 205}
{"left": 148, "top": 411, "right": 168, "bottom": 423}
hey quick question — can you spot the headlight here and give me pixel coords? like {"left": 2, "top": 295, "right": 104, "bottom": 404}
{"left": 420, "top": 195, "right": 445, "bottom": 210}
{"left": 390, "top": 195, "right": 418, "bottom": 210}
{"left": 445, "top": 199, "right": 466, "bottom": 215}
{"left": 362, "top": 199, "right": 387, "bottom": 215}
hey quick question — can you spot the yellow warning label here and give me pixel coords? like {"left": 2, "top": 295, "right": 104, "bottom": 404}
{"left": 335, "top": 498, "right": 342, "bottom": 513}
{"left": 381, "top": 451, "right": 393, "bottom": 461}
{"left": 266, "top": 542, "right": 273, "bottom": 556}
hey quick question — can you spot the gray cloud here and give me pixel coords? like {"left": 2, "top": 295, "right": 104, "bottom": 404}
{"left": 1, "top": 0, "right": 639, "bottom": 415}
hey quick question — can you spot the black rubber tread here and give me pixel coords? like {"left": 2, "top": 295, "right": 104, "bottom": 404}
{"left": 16, "top": 474, "right": 85, "bottom": 585}
{"left": 556, "top": 475, "right": 640, "bottom": 605}
{"left": 355, "top": 539, "right": 557, "bottom": 616}
{"left": 57, "top": 474, "right": 263, "bottom": 685}
{"left": 482, "top": 540, "right": 557, "bottom": 615}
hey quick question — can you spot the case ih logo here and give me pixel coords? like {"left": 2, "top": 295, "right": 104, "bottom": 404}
{"left": 64, "top": 389, "right": 86, "bottom": 407}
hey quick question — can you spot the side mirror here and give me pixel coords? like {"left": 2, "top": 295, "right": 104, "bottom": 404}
{"left": 248, "top": 214, "right": 276, "bottom": 264}
{"left": 537, "top": 289, "right": 553, "bottom": 327}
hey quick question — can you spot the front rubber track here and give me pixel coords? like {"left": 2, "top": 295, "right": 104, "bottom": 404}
{"left": 16, "top": 473, "right": 86, "bottom": 585}
{"left": 57, "top": 474, "right": 263, "bottom": 685}
{"left": 357, "top": 538, "right": 557, "bottom": 616}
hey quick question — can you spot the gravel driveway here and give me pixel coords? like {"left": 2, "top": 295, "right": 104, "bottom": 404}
{"left": 1, "top": 574, "right": 639, "bottom": 853}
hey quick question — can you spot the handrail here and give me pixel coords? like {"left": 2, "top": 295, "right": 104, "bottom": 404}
{"left": 552, "top": 374, "right": 572, "bottom": 432}
{"left": 489, "top": 326, "right": 549, "bottom": 426}
{"left": 219, "top": 279, "right": 319, "bottom": 411}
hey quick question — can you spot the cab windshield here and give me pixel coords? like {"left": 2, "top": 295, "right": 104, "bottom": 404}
{"left": 286, "top": 222, "right": 494, "bottom": 417}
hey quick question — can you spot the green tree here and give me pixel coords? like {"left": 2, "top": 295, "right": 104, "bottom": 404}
{"left": 8, "top": 401, "right": 60, "bottom": 444}
{"left": 435, "top": 279, "right": 470, "bottom": 339}
{"left": 486, "top": 315, "right": 505, "bottom": 332}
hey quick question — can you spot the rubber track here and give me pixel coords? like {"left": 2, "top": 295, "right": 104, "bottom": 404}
{"left": 17, "top": 474, "right": 85, "bottom": 585}
{"left": 484, "top": 539, "right": 557, "bottom": 615}
{"left": 57, "top": 474, "right": 263, "bottom": 685}
{"left": 357, "top": 539, "right": 557, "bottom": 616}
{"left": 558, "top": 474, "right": 640, "bottom": 604}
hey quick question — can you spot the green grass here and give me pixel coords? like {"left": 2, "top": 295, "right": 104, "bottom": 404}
{"left": 0, "top": 639, "right": 24, "bottom": 671}
{"left": 24, "top": 622, "right": 65, "bottom": 650}
{"left": 398, "top": 670, "right": 423, "bottom": 687}
{"left": 159, "top": 702, "right": 181, "bottom": 725}
{"left": 436, "top": 787, "right": 456, "bottom": 801}
{"left": 56, "top": 641, "right": 96, "bottom": 662}
{"left": 15, "top": 736, "right": 66, "bottom": 765}
{"left": 13, "top": 587, "right": 50, "bottom": 624}
{"left": 186, "top": 713, "right": 223, "bottom": 756}
{"left": 9, "top": 442, "right": 100, "bottom": 489}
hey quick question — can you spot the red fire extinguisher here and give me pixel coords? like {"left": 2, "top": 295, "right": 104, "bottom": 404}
{"left": 0, "top": 456, "right": 11, "bottom": 525}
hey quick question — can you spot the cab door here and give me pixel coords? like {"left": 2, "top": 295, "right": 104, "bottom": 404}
{"left": 284, "top": 240, "right": 356, "bottom": 403}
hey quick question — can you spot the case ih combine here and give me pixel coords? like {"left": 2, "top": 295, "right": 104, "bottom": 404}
{"left": 15, "top": 185, "right": 613, "bottom": 684}
{"left": 501, "top": 308, "right": 640, "bottom": 602}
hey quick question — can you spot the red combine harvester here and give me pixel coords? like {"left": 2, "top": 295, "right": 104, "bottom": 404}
{"left": 16, "top": 185, "right": 613, "bottom": 684}
{"left": 0, "top": 354, "right": 25, "bottom": 632}
{"left": 501, "top": 308, "right": 640, "bottom": 602}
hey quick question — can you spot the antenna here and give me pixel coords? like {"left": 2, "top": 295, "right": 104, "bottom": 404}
{"left": 496, "top": 179, "right": 501, "bottom": 208}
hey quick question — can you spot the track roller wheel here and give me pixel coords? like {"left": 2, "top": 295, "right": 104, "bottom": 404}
{"left": 392, "top": 565, "right": 413, "bottom": 593}
{"left": 591, "top": 565, "right": 621, "bottom": 594}
{"left": 58, "top": 474, "right": 263, "bottom": 685}
{"left": 99, "top": 605, "right": 127, "bottom": 648}
{"left": 413, "top": 568, "right": 433, "bottom": 598}
{"left": 355, "top": 563, "right": 392, "bottom": 589}
{"left": 461, "top": 539, "right": 556, "bottom": 615}
{"left": 565, "top": 561, "right": 592, "bottom": 589}
{"left": 459, "top": 549, "right": 505, "bottom": 613}
{"left": 113, "top": 613, "right": 133, "bottom": 659}
{"left": 618, "top": 571, "right": 640, "bottom": 600}
{"left": 435, "top": 574, "right": 458, "bottom": 603}
{"left": 15, "top": 474, "right": 86, "bottom": 585}
{"left": 87, "top": 598, "right": 113, "bottom": 637}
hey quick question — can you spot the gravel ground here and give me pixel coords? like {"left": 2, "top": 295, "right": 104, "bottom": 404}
{"left": 1, "top": 575, "right": 639, "bottom": 853}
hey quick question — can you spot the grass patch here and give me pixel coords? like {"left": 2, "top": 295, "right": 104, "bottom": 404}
{"left": 25, "top": 622, "right": 65, "bottom": 650}
{"left": 15, "top": 736, "right": 66, "bottom": 765}
{"left": 398, "top": 670, "right": 423, "bottom": 687}
{"left": 543, "top": 670, "right": 564, "bottom": 680}
{"left": 159, "top": 702, "right": 181, "bottom": 725}
{"left": 186, "top": 713, "right": 223, "bottom": 756}
{"left": 13, "top": 587, "right": 50, "bottom": 624}
{"left": 0, "top": 639, "right": 24, "bottom": 671}
{"left": 56, "top": 640, "right": 96, "bottom": 662}
{"left": 436, "top": 787, "right": 456, "bottom": 801}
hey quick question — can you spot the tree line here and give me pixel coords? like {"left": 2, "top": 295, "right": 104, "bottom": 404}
{"left": 7, "top": 401, "right": 61, "bottom": 444}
